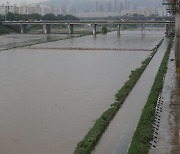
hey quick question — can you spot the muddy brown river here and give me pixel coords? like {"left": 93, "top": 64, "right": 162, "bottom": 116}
{"left": 0, "top": 30, "right": 164, "bottom": 154}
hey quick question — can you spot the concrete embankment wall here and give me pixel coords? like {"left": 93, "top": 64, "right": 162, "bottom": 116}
{"left": 174, "top": 12, "right": 180, "bottom": 94}
{"left": 175, "top": 12, "right": 180, "bottom": 70}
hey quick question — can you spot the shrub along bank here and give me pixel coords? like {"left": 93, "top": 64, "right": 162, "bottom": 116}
{"left": 127, "top": 38, "right": 173, "bottom": 154}
{"left": 74, "top": 39, "right": 164, "bottom": 154}
{"left": 0, "top": 22, "right": 9, "bottom": 34}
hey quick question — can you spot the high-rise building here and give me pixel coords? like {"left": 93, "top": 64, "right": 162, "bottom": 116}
{"left": 61, "top": 6, "right": 67, "bottom": 16}
{"left": 39, "top": 5, "right": 52, "bottom": 16}
{"left": 108, "top": 3, "right": 112, "bottom": 12}
{"left": 27, "top": 4, "right": 40, "bottom": 14}
{"left": 128, "top": 1, "right": 130, "bottom": 10}
{"left": 98, "top": 0, "right": 104, "bottom": 12}
{"left": 12, "top": 4, "right": 19, "bottom": 14}
{"left": 120, "top": 1, "right": 124, "bottom": 11}
{"left": 96, "top": 1, "right": 99, "bottom": 12}
{"left": 19, "top": 2, "right": 28, "bottom": 14}
{"left": 125, "top": 0, "right": 128, "bottom": 10}
{"left": 99, "top": 4, "right": 104, "bottom": 12}
{"left": 113, "top": 0, "right": 118, "bottom": 12}
{"left": 125, "top": 0, "right": 130, "bottom": 10}
{"left": 0, "top": 2, "right": 19, "bottom": 15}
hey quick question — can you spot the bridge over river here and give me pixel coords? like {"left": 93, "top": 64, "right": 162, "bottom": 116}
{"left": 3, "top": 20, "right": 175, "bottom": 36}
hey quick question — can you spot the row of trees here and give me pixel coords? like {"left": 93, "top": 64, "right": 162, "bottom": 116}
{"left": 0, "top": 13, "right": 79, "bottom": 21}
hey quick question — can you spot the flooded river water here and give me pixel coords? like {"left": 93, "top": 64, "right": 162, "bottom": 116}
{"left": 0, "top": 30, "right": 164, "bottom": 154}
{"left": 0, "top": 33, "right": 80, "bottom": 51}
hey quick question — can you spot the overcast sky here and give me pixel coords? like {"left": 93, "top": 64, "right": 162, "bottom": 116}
{"left": 0, "top": 0, "right": 43, "bottom": 5}
{"left": 0, "top": 0, "right": 162, "bottom": 7}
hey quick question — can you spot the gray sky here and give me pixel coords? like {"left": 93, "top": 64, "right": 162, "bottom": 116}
{"left": 0, "top": 0, "right": 43, "bottom": 5}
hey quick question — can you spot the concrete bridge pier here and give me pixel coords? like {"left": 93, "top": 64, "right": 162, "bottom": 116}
{"left": 92, "top": 24, "right": 97, "bottom": 35}
{"left": 117, "top": 24, "right": 121, "bottom": 34}
{"left": 175, "top": 13, "right": 180, "bottom": 71}
{"left": 165, "top": 24, "right": 171, "bottom": 37}
{"left": 141, "top": 24, "right": 145, "bottom": 34}
{"left": 43, "top": 24, "right": 51, "bottom": 34}
{"left": 68, "top": 24, "right": 74, "bottom": 34}
{"left": 20, "top": 24, "right": 28, "bottom": 34}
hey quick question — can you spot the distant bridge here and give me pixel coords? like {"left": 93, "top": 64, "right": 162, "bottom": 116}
{"left": 2, "top": 20, "right": 175, "bottom": 36}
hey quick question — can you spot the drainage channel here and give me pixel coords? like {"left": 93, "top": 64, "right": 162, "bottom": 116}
{"left": 91, "top": 38, "right": 169, "bottom": 154}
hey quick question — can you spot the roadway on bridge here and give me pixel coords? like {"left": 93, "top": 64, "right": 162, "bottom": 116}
{"left": 2, "top": 20, "right": 175, "bottom": 25}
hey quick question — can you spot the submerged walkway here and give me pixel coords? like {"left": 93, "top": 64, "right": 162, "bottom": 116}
{"left": 91, "top": 38, "right": 169, "bottom": 154}
{"left": 25, "top": 47, "right": 152, "bottom": 52}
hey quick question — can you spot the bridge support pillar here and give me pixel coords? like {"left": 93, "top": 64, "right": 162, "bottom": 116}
{"left": 43, "top": 24, "right": 51, "bottom": 34}
{"left": 68, "top": 24, "right": 74, "bottom": 34}
{"left": 20, "top": 24, "right": 28, "bottom": 34}
{"left": 165, "top": 24, "right": 174, "bottom": 37}
{"left": 92, "top": 24, "right": 97, "bottom": 35}
{"left": 165, "top": 24, "right": 170, "bottom": 37}
{"left": 117, "top": 24, "right": 121, "bottom": 34}
{"left": 142, "top": 24, "right": 145, "bottom": 34}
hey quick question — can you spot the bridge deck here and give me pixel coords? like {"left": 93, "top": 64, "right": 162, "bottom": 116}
{"left": 2, "top": 20, "right": 175, "bottom": 25}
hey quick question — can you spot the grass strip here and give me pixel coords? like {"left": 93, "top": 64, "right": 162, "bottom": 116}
{"left": 127, "top": 38, "right": 173, "bottom": 154}
{"left": 74, "top": 39, "right": 164, "bottom": 154}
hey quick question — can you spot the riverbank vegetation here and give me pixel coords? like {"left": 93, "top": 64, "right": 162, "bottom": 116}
{"left": 0, "top": 23, "right": 9, "bottom": 34}
{"left": 1, "top": 13, "right": 79, "bottom": 21}
{"left": 122, "top": 24, "right": 138, "bottom": 30}
{"left": 127, "top": 38, "right": 173, "bottom": 154}
{"left": 74, "top": 39, "right": 164, "bottom": 154}
{"left": 102, "top": 26, "right": 108, "bottom": 33}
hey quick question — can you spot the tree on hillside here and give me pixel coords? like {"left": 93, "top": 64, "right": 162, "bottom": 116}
{"left": 42, "top": 14, "right": 57, "bottom": 20}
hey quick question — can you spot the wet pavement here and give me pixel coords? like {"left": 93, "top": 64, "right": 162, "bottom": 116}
{"left": 149, "top": 44, "right": 180, "bottom": 154}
